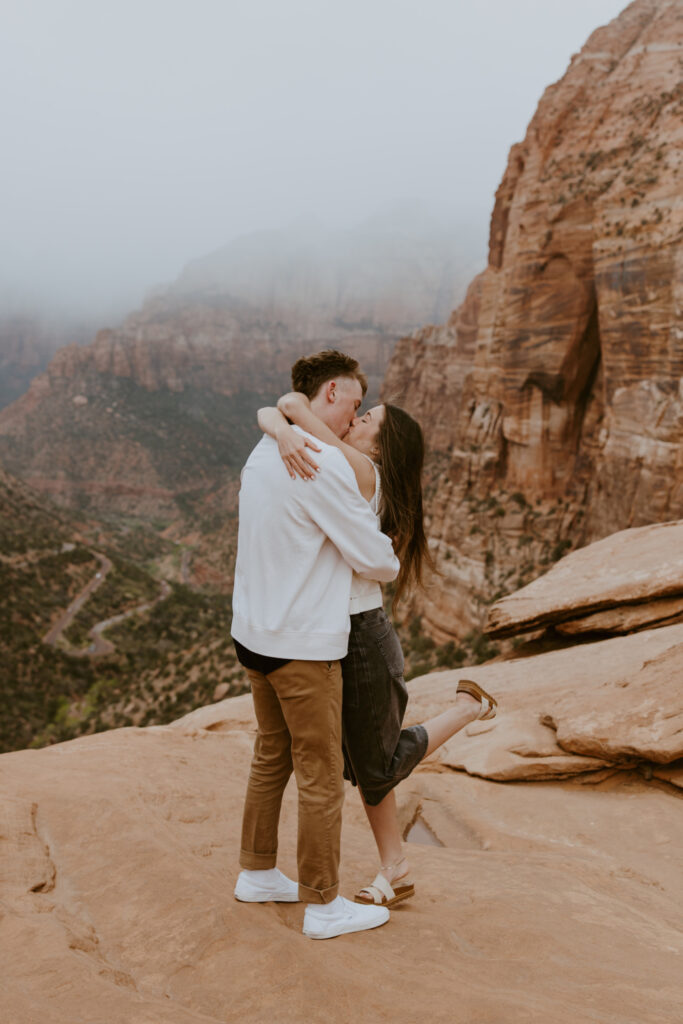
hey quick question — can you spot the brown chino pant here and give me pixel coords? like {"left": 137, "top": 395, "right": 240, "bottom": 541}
{"left": 239, "top": 659, "right": 344, "bottom": 904}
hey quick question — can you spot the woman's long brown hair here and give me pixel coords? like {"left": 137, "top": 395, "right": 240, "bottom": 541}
{"left": 376, "top": 404, "right": 435, "bottom": 609}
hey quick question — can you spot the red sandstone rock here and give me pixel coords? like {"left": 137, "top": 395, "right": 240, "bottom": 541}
{"left": 384, "top": 0, "right": 683, "bottom": 645}
{"left": 556, "top": 594, "right": 683, "bottom": 634}
{"left": 486, "top": 520, "right": 683, "bottom": 637}
{"left": 0, "top": 315, "right": 92, "bottom": 410}
{"left": 653, "top": 760, "right": 683, "bottom": 790}
{"left": 0, "top": 221, "right": 474, "bottom": 517}
{"left": 543, "top": 640, "right": 683, "bottom": 764}
{"left": 403, "top": 621, "right": 683, "bottom": 781}
{"left": 2, "top": 654, "right": 682, "bottom": 1023}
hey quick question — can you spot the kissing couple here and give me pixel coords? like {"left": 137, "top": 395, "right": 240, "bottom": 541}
{"left": 231, "top": 349, "right": 497, "bottom": 939}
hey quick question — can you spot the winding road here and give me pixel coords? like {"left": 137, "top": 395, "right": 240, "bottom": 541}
{"left": 83, "top": 579, "right": 172, "bottom": 657}
{"left": 43, "top": 553, "right": 171, "bottom": 658}
{"left": 43, "top": 553, "right": 112, "bottom": 646}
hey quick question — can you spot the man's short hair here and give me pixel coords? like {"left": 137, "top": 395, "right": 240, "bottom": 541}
{"left": 291, "top": 349, "right": 368, "bottom": 400}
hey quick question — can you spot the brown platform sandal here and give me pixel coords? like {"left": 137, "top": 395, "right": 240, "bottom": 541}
{"left": 354, "top": 859, "right": 415, "bottom": 907}
{"left": 456, "top": 679, "right": 498, "bottom": 720}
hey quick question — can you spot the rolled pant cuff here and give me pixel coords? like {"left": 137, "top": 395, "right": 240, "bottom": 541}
{"left": 298, "top": 881, "right": 339, "bottom": 905}
{"left": 240, "top": 849, "right": 277, "bottom": 870}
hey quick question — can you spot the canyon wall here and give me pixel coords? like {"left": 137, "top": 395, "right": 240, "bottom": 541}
{"left": 0, "top": 315, "right": 93, "bottom": 410}
{"left": 384, "top": 0, "right": 683, "bottom": 642}
{"left": 0, "top": 217, "right": 478, "bottom": 518}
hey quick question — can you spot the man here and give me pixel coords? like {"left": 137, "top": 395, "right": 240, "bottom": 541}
{"left": 232, "top": 350, "right": 399, "bottom": 939}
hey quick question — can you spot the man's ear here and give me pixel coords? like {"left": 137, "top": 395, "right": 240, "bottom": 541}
{"left": 325, "top": 380, "right": 337, "bottom": 404}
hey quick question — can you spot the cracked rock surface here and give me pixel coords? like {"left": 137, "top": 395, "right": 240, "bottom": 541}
{"left": 2, "top": 645, "right": 682, "bottom": 1023}
{"left": 405, "top": 622, "right": 683, "bottom": 779}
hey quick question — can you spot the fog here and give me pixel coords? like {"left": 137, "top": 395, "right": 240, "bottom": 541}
{"left": 1, "top": 0, "right": 627, "bottom": 320}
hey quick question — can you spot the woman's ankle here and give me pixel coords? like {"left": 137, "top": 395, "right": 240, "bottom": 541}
{"left": 381, "top": 854, "right": 409, "bottom": 883}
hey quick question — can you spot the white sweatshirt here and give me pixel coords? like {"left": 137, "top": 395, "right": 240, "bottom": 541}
{"left": 231, "top": 428, "right": 399, "bottom": 660}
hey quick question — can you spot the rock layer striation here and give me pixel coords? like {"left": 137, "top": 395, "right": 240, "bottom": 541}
{"left": 384, "top": 0, "right": 683, "bottom": 643}
{"left": 486, "top": 519, "right": 683, "bottom": 637}
{"left": 0, "top": 217, "right": 478, "bottom": 518}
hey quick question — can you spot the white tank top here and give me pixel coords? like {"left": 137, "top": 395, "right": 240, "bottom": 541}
{"left": 349, "top": 456, "right": 384, "bottom": 614}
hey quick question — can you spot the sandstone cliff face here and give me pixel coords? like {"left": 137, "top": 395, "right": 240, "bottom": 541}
{"left": 385, "top": 0, "right": 683, "bottom": 642}
{"left": 0, "top": 314, "right": 92, "bottom": 410}
{"left": 0, "top": 300, "right": 390, "bottom": 518}
{"left": 0, "top": 218, "right": 477, "bottom": 517}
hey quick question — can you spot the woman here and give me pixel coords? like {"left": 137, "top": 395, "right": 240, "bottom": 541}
{"left": 257, "top": 392, "right": 497, "bottom": 907}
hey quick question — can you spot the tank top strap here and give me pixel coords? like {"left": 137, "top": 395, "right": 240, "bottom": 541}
{"left": 349, "top": 452, "right": 383, "bottom": 612}
{"left": 357, "top": 452, "right": 381, "bottom": 513}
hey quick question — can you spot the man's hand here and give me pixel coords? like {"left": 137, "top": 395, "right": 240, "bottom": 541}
{"left": 276, "top": 425, "right": 321, "bottom": 480}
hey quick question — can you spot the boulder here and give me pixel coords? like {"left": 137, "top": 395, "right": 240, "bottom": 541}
{"left": 404, "top": 622, "right": 683, "bottom": 779}
{"left": 485, "top": 521, "right": 683, "bottom": 638}
{"left": 542, "top": 642, "right": 683, "bottom": 764}
{"left": 556, "top": 594, "right": 683, "bottom": 635}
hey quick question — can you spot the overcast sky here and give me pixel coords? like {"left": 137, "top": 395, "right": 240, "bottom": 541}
{"left": 1, "top": 0, "right": 628, "bottom": 319}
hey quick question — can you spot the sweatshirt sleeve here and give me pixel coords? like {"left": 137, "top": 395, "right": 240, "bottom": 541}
{"left": 299, "top": 449, "right": 400, "bottom": 583}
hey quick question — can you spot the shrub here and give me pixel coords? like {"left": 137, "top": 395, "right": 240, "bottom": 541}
{"left": 436, "top": 641, "right": 466, "bottom": 669}
{"left": 551, "top": 539, "right": 572, "bottom": 562}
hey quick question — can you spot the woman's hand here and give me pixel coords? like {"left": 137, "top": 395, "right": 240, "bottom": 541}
{"left": 276, "top": 424, "right": 321, "bottom": 480}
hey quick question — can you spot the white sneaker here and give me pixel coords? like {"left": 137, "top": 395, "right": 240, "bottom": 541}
{"left": 234, "top": 868, "right": 300, "bottom": 903}
{"left": 303, "top": 896, "right": 390, "bottom": 939}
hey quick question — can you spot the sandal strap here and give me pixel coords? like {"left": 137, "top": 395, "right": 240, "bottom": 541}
{"left": 359, "top": 872, "right": 395, "bottom": 904}
{"left": 457, "top": 678, "right": 497, "bottom": 719}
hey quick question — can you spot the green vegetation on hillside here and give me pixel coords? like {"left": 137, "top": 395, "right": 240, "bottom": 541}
{"left": 2, "top": 459, "right": 582, "bottom": 754}
{"left": 0, "top": 373, "right": 276, "bottom": 518}
{"left": 3, "top": 564, "right": 246, "bottom": 753}
{"left": 0, "top": 472, "right": 247, "bottom": 753}
{"left": 63, "top": 557, "right": 159, "bottom": 648}
{"left": 0, "top": 469, "right": 69, "bottom": 555}
{"left": 29, "top": 582, "right": 244, "bottom": 749}
{"left": 394, "top": 613, "right": 500, "bottom": 681}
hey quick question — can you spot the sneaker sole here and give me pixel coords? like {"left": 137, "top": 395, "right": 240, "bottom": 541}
{"left": 234, "top": 889, "right": 300, "bottom": 903}
{"left": 303, "top": 913, "right": 389, "bottom": 939}
{"left": 234, "top": 869, "right": 300, "bottom": 903}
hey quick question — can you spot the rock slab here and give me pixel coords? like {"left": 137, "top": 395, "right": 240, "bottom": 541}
{"left": 485, "top": 520, "right": 683, "bottom": 638}
{"left": 1, "top": 680, "right": 682, "bottom": 1024}
{"left": 404, "top": 622, "right": 683, "bottom": 780}
{"left": 557, "top": 594, "right": 683, "bottom": 635}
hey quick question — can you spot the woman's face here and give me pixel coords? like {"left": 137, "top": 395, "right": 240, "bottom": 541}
{"left": 345, "top": 404, "right": 385, "bottom": 456}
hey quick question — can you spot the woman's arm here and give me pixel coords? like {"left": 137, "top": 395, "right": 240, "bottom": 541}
{"left": 277, "top": 392, "right": 375, "bottom": 500}
{"left": 256, "top": 406, "right": 321, "bottom": 480}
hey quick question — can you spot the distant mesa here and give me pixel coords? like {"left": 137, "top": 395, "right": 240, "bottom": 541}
{"left": 0, "top": 314, "right": 93, "bottom": 411}
{"left": 0, "top": 210, "right": 480, "bottom": 520}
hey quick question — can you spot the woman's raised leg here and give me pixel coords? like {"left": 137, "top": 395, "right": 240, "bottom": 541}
{"left": 421, "top": 689, "right": 482, "bottom": 757}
